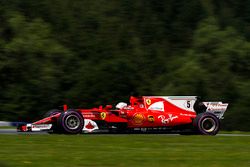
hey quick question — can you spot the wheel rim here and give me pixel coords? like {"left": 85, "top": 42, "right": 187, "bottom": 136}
{"left": 201, "top": 118, "right": 216, "bottom": 133}
{"left": 65, "top": 115, "right": 80, "bottom": 130}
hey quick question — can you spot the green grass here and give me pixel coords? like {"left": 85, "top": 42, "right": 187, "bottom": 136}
{"left": 0, "top": 134, "right": 249, "bottom": 167}
{"left": 219, "top": 131, "right": 250, "bottom": 134}
{"left": 0, "top": 126, "right": 15, "bottom": 129}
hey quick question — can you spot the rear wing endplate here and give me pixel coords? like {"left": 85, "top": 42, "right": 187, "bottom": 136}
{"left": 203, "top": 102, "right": 229, "bottom": 119}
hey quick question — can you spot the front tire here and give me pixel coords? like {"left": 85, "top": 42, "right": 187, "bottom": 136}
{"left": 44, "top": 109, "right": 62, "bottom": 118}
{"left": 58, "top": 110, "right": 84, "bottom": 134}
{"left": 44, "top": 109, "right": 63, "bottom": 134}
{"left": 193, "top": 112, "right": 220, "bottom": 135}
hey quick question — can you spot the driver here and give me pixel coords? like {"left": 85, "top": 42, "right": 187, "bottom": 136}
{"left": 116, "top": 102, "right": 127, "bottom": 109}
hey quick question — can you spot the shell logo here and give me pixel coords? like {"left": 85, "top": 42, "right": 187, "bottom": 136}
{"left": 132, "top": 113, "right": 145, "bottom": 125}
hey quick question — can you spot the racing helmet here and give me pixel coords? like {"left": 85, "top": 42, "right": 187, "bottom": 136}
{"left": 116, "top": 102, "right": 127, "bottom": 109}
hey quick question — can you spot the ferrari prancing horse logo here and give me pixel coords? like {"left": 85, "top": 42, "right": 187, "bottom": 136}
{"left": 100, "top": 112, "right": 106, "bottom": 120}
{"left": 146, "top": 99, "right": 151, "bottom": 105}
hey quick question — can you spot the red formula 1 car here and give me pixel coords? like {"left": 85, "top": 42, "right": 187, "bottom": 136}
{"left": 17, "top": 96, "right": 229, "bottom": 135}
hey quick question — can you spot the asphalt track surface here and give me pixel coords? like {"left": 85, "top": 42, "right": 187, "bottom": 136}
{"left": 0, "top": 129, "right": 250, "bottom": 136}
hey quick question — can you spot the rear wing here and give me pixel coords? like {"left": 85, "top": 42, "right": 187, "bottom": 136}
{"left": 203, "top": 102, "right": 229, "bottom": 119}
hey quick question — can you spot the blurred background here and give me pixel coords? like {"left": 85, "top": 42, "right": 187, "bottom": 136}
{"left": 0, "top": 0, "right": 249, "bottom": 131}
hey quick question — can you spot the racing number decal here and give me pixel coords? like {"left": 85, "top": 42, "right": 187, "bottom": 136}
{"left": 100, "top": 112, "right": 106, "bottom": 120}
{"left": 186, "top": 101, "right": 191, "bottom": 108}
{"left": 146, "top": 99, "right": 151, "bottom": 105}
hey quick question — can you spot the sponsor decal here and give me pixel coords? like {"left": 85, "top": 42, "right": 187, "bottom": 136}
{"left": 83, "top": 119, "right": 99, "bottom": 132}
{"left": 83, "top": 114, "right": 96, "bottom": 118}
{"left": 146, "top": 99, "right": 151, "bottom": 105}
{"left": 148, "top": 115, "right": 155, "bottom": 123}
{"left": 100, "top": 112, "right": 107, "bottom": 120}
{"left": 148, "top": 101, "right": 164, "bottom": 112}
{"left": 207, "top": 103, "right": 228, "bottom": 111}
{"left": 31, "top": 124, "right": 51, "bottom": 129}
{"left": 30, "top": 124, "right": 52, "bottom": 131}
{"left": 83, "top": 112, "right": 98, "bottom": 118}
{"left": 85, "top": 122, "right": 95, "bottom": 129}
{"left": 158, "top": 114, "right": 178, "bottom": 124}
{"left": 132, "top": 113, "right": 145, "bottom": 125}
{"left": 123, "top": 106, "right": 134, "bottom": 110}
{"left": 180, "top": 113, "right": 195, "bottom": 117}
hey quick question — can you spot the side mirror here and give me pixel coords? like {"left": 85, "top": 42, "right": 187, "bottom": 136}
{"left": 105, "top": 105, "right": 113, "bottom": 110}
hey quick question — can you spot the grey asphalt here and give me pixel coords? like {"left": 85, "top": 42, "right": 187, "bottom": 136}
{"left": 0, "top": 129, "right": 250, "bottom": 136}
{"left": 0, "top": 129, "right": 49, "bottom": 135}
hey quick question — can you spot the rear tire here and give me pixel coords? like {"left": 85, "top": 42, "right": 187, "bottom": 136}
{"left": 57, "top": 110, "right": 84, "bottom": 134}
{"left": 193, "top": 112, "right": 220, "bottom": 135}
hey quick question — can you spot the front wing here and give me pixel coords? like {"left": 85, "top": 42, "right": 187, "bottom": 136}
{"left": 17, "top": 119, "right": 99, "bottom": 133}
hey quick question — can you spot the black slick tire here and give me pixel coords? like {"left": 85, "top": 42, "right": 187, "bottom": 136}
{"left": 57, "top": 110, "right": 84, "bottom": 134}
{"left": 193, "top": 112, "right": 220, "bottom": 135}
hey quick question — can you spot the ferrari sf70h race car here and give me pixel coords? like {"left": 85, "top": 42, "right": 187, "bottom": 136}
{"left": 17, "top": 96, "right": 228, "bottom": 135}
